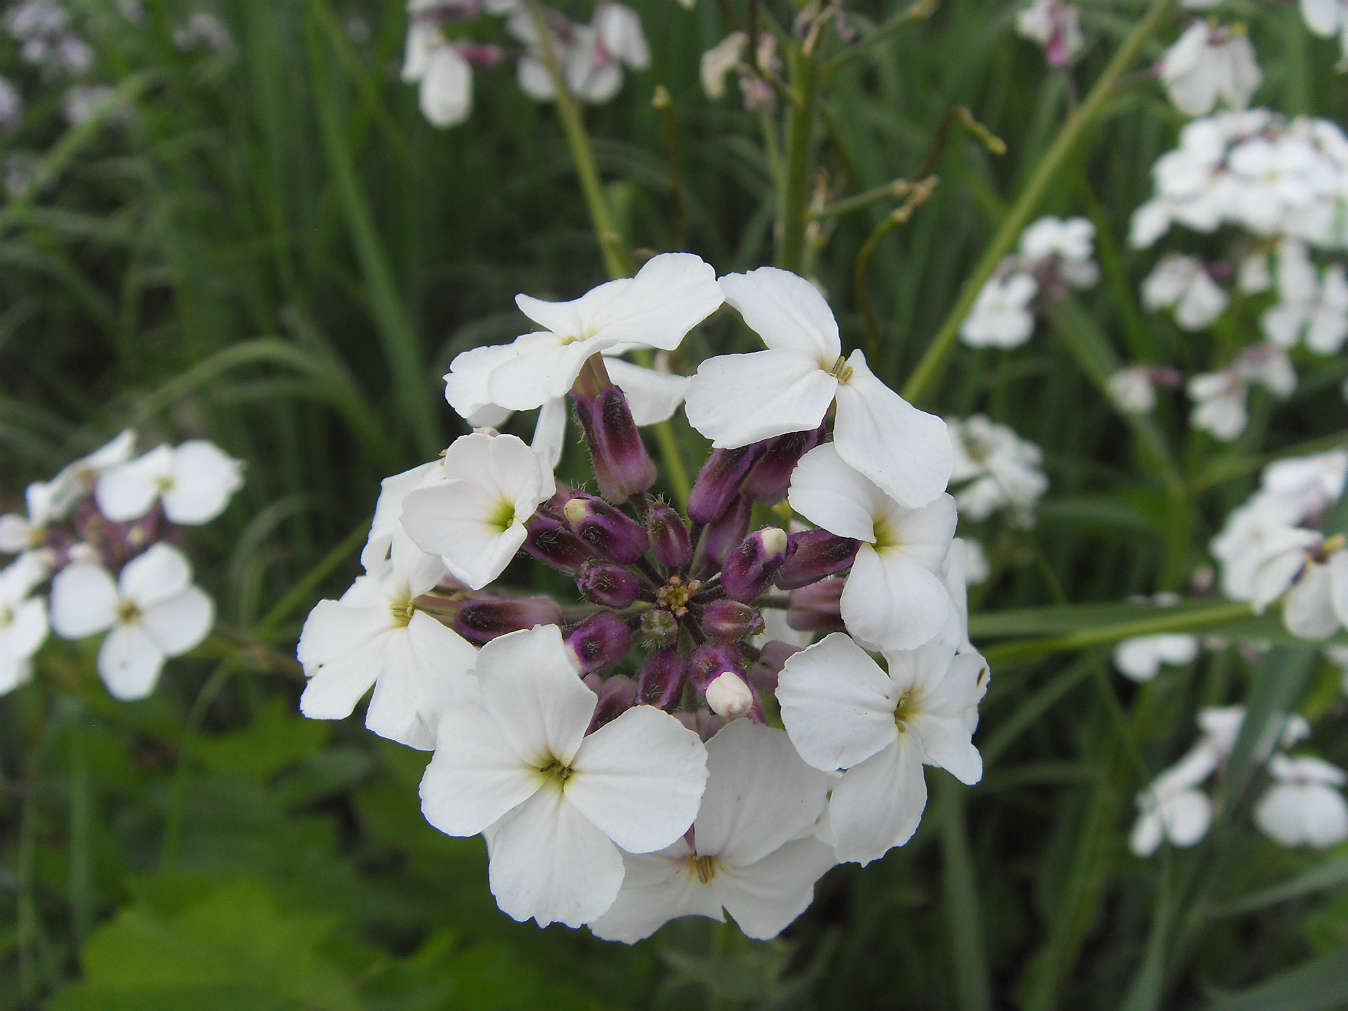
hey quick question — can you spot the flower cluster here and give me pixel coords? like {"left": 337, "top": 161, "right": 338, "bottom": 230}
{"left": 1131, "top": 705, "right": 1347, "bottom": 855}
{"left": 1015, "top": 0, "right": 1083, "bottom": 69}
{"left": 947, "top": 415, "right": 1048, "bottom": 529}
{"left": 0, "top": 432, "right": 242, "bottom": 698}
{"left": 297, "top": 255, "right": 990, "bottom": 939}
{"left": 1157, "top": 20, "right": 1261, "bottom": 118}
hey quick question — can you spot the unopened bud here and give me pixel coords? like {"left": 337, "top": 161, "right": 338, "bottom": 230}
{"left": 637, "top": 649, "right": 689, "bottom": 710}
{"left": 689, "top": 641, "right": 745, "bottom": 691}
{"left": 721, "top": 527, "right": 792, "bottom": 602}
{"left": 704, "top": 671, "right": 755, "bottom": 721}
{"left": 564, "top": 493, "right": 650, "bottom": 563}
{"left": 586, "top": 674, "right": 637, "bottom": 733}
{"left": 747, "top": 639, "right": 801, "bottom": 694}
{"left": 694, "top": 495, "right": 752, "bottom": 574}
{"left": 786, "top": 579, "right": 844, "bottom": 633}
{"left": 702, "top": 599, "right": 765, "bottom": 640}
{"left": 566, "top": 611, "right": 633, "bottom": 673}
{"left": 647, "top": 504, "right": 692, "bottom": 569}
{"left": 575, "top": 559, "right": 640, "bottom": 609}
{"left": 687, "top": 445, "right": 765, "bottom": 523}
{"left": 523, "top": 513, "right": 593, "bottom": 572}
{"left": 740, "top": 425, "right": 824, "bottom": 504}
{"left": 454, "top": 596, "right": 564, "bottom": 645}
{"left": 573, "top": 385, "right": 656, "bottom": 503}
{"left": 640, "top": 607, "right": 680, "bottom": 647}
{"left": 775, "top": 530, "right": 859, "bottom": 589}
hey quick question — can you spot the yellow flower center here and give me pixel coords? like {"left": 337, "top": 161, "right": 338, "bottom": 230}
{"left": 688, "top": 854, "right": 720, "bottom": 884}
{"left": 827, "top": 355, "right": 854, "bottom": 384}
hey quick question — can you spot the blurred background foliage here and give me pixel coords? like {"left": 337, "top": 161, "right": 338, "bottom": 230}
{"left": 2, "top": 0, "right": 1348, "bottom": 1008}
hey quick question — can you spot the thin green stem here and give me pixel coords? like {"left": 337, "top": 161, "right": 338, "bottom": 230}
{"left": 777, "top": 43, "right": 819, "bottom": 273}
{"left": 939, "top": 779, "right": 993, "bottom": 1011}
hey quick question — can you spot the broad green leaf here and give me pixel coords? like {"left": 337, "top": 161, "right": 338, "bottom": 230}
{"left": 1204, "top": 948, "right": 1348, "bottom": 1011}
{"left": 191, "top": 699, "right": 331, "bottom": 781}
{"left": 1215, "top": 857, "right": 1348, "bottom": 918}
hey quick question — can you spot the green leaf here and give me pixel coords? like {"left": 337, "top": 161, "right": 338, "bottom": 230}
{"left": 191, "top": 699, "right": 331, "bottom": 781}
{"left": 1214, "top": 857, "right": 1348, "bottom": 918}
{"left": 1204, "top": 948, "right": 1348, "bottom": 1011}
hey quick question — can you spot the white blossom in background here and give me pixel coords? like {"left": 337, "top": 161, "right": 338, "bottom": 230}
{"left": 1300, "top": 0, "right": 1348, "bottom": 68}
{"left": 1108, "top": 366, "right": 1161, "bottom": 414}
{"left": 1187, "top": 345, "right": 1296, "bottom": 442}
{"left": 419, "top": 625, "right": 708, "bottom": 927}
{"left": 62, "top": 85, "right": 118, "bottom": 127}
{"left": 946, "top": 416, "right": 1048, "bottom": 528}
{"left": 96, "top": 440, "right": 243, "bottom": 524}
{"left": 48, "top": 543, "right": 214, "bottom": 700}
{"left": 1141, "top": 254, "right": 1229, "bottom": 330}
{"left": 0, "top": 553, "right": 48, "bottom": 695}
{"left": 960, "top": 537, "right": 991, "bottom": 585}
{"left": 1015, "top": 0, "right": 1083, "bottom": 68}
{"left": 959, "top": 271, "right": 1038, "bottom": 349}
{"left": 1238, "top": 249, "right": 1272, "bottom": 293}
{"left": 686, "top": 266, "right": 953, "bottom": 510}
{"left": 700, "top": 32, "right": 746, "bottom": 100}
{"left": 1018, "top": 216, "right": 1099, "bottom": 289}
{"left": 402, "top": 18, "right": 475, "bottom": 127}
{"left": 590, "top": 721, "right": 834, "bottom": 942}
{"left": 1260, "top": 240, "right": 1348, "bottom": 354}
{"left": 512, "top": 3, "right": 649, "bottom": 105}
{"left": 1157, "top": 22, "right": 1261, "bottom": 118}
{"left": 1130, "top": 744, "right": 1216, "bottom": 856}
{"left": 1113, "top": 633, "right": 1200, "bottom": 682}
{"left": 173, "top": 12, "right": 232, "bottom": 51}
{"left": 0, "top": 75, "right": 21, "bottom": 128}
{"left": 1255, "top": 755, "right": 1348, "bottom": 848}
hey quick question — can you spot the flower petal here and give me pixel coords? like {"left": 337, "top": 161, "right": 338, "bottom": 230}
{"left": 604, "top": 357, "right": 690, "bottom": 425}
{"left": 718, "top": 267, "right": 841, "bottom": 359}
{"left": 119, "top": 543, "right": 193, "bottom": 608}
{"left": 140, "top": 585, "right": 214, "bottom": 657}
{"left": 49, "top": 563, "right": 120, "bottom": 639}
{"left": 828, "top": 738, "right": 927, "bottom": 865}
{"left": 95, "top": 445, "right": 173, "bottom": 522}
{"left": 684, "top": 350, "right": 836, "bottom": 449}
{"left": 842, "top": 547, "right": 953, "bottom": 652}
{"left": 419, "top": 700, "right": 541, "bottom": 837}
{"left": 589, "top": 844, "right": 721, "bottom": 943}
{"left": 97, "top": 623, "right": 166, "bottom": 700}
{"left": 787, "top": 443, "right": 884, "bottom": 543}
{"left": 364, "top": 612, "right": 477, "bottom": 751}
{"left": 716, "top": 838, "right": 836, "bottom": 940}
{"left": 161, "top": 441, "right": 243, "bottom": 524}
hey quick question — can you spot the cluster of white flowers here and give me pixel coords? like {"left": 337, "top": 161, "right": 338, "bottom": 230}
{"left": 1112, "top": 594, "right": 1199, "bottom": 683}
{"left": 1132, "top": 705, "right": 1347, "bottom": 855}
{"left": 1157, "top": 20, "right": 1261, "bottom": 118}
{"left": 401, "top": 0, "right": 648, "bottom": 128}
{"left": 298, "top": 254, "right": 990, "bottom": 938}
{"left": 1015, "top": 0, "right": 1083, "bottom": 69}
{"left": 946, "top": 416, "right": 1048, "bottom": 528}
{"left": 960, "top": 215, "right": 1098, "bottom": 349}
{"left": 699, "top": 31, "right": 778, "bottom": 111}
{"left": 0, "top": 432, "right": 242, "bottom": 699}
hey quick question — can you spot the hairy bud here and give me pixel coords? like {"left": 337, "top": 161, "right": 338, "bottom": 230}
{"left": 637, "top": 649, "right": 689, "bottom": 710}
{"left": 575, "top": 559, "right": 640, "bottom": 609}
{"left": 740, "top": 425, "right": 824, "bottom": 504}
{"left": 694, "top": 495, "right": 752, "bottom": 574}
{"left": 647, "top": 504, "right": 693, "bottom": 569}
{"left": 775, "top": 530, "right": 859, "bottom": 589}
{"left": 454, "top": 595, "right": 564, "bottom": 645}
{"left": 702, "top": 599, "right": 765, "bottom": 640}
{"left": 721, "top": 526, "right": 792, "bottom": 602}
{"left": 689, "top": 641, "right": 745, "bottom": 691}
{"left": 522, "top": 513, "right": 593, "bottom": 572}
{"left": 640, "top": 607, "right": 680, "bottom": 647}
{"left": 687, "top": 445, "right": 765, "bottom": 523}
{"left": 565, "top": 610, "right": 633, "bottom": 673}
{"left": 585, "top": 673, "right": 637, "bottom": 733}
{"left": 704, "top": 671, "right": 755, "bottom": 721}
{"left": 573, "top": 385, "right": 656, "bottom": 503}
{"left": 786, "top": 579, "right": 845, "bottom": 633}
{"left": 564, "top": 493, "right": 650, "bottom": 563}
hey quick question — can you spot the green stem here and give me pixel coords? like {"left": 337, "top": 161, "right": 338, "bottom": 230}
{"left": 939, "top": 779, "right": 993, "bottom": 1011}
{"left": 901, "top": 0, "right": 1176, "bottom": 404}
{"left": 777, "top": 43, "right": 819, "bottom": 273}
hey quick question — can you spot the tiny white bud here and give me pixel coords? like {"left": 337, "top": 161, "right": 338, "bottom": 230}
{"left": 705, "top": 671, "right": 754, "bottom": 720}
{"left": 760, "top": 526, "right": 789, "bottom": 557}
{"left": 563, "top": 497, "right": 589, "bottom": 526}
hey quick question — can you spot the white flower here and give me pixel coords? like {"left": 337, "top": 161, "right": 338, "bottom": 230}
{"left": 778, "top": 634, "right": 989, "bottom": 865}
{"left": 959, "top": 537, "right": 991, "bottom": 585}
{"left": 788, "top": 444, "right": 957, "bottom": 652}
{"left": 686, "top": 266, "right": 953, "bottom": 509}
{"left": 512, "top": 3, "right": 649, "bottom": 105}
{"left": 48, "top": 543, "right": 214, "bottom": 700}
{"left": 1019, "top": 216, "right": 1099, "bottom": 287}
{"left": 590, "top": 720, "right": 834, "bottom": 942}
{"left": 1260, "top": 240, "right": 1348, "bottom": 354}
{"left": 1281, "top": 549, "right": 1348, "bottom": 640}
{"left": 1300, "top": 0, "right": 1348, "bottom": 68}
{"left": 1211, "top": 495, "right": 1314, "bottom": 600}
{"left": 1113, "top": 634, "right": 1199, "bottom": 682}
{"left": 1188, "top": 346, "right": 1295, "bottom": 442}
{"left": 1158, "top": 22, "right": 1262, "bottom": 118}
{"left": 403, "top": 22, "right": 473, "bottom": 128}
{"left": 1141, "top": 254, "right": 1229, "bottom": 330}
{"left": 0, "top": 431, "right": 138, "bottom": 552}
{"left": 419, "top": 625, "right": 709, "bottom": 927}
{"left": 1255, "top": 754, "right": 1348, "bottom": 848}
{"left": 959, "top": 271, "right": 1039, "bottom": 349}
{"left": 946, "top": 416, "right": 1047, "bottom": 527}
{"left": 1129, "top": 745, "right": 1216, "bottom": 856}
{"left": 0, "top": 553, "right": 48, "bottom": 695}
{"left": 0, "top": 75, "right": 21, "bottom": 128}
{"left": 700, "top": 32, "right": 745, "bottom": 100}
{"left": 361, "top": 459, "right": 446, "bottom": 572}
{"left": 298, "top": 534, "right": 475, "bottom": 750}
{"left": 1015, "top": 0, "right": 1083, "bottom": 66}
{"left": 1238, "top": 250, "right": 1272, "bottom": 293}
{"left": 400, "top": 432, "right": 555, "bottom": 591}
{"left": 444, "top": 252, "right": 721, "bottom": 414}
{"left": 96, "top": 440, "right": 244, "bottom": 524}
{"left": 0, "top": 482, "right": 61, "bottom": 555}
{"left": 1108, "top": 367, "right": 1158, "bottom": 414}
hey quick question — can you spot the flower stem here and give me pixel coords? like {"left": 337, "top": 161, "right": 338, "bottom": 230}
{"left": 776, "top": 41, "right": 819, "bottom": 273}
{"left": 901, "top": 0, "right": 1176, "bottom": 404}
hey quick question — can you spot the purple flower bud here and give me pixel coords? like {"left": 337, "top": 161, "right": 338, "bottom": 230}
{"left": 640, "top": 608, "right": 680, "bottom": 647}
{"left": 574, "top": 559, "right": 640, "bottom": 609}
{"left": 647, "top": 504, "right": 692, "bottom": 569}
{"left": 637, "top": 649, "right": 689, "bottom": 710}
{"left": 585, "top": 674, "right": 637, "bottom": 733}
{"left": 687, "top": 445, "right": 765, "bottom": 523}
{"left": 786, "top": 579, "right": 845, "bottom": 633}
{"left": 740, "top": 425, "right": 825, "bottom": 504}
{"left": 563, "top": 493, "right": 649, "bottom": 564}
{"left": 694, "top": 495, "right": 752, "bottom": 574}
{"left": 689, "top": 641, "right": 745, "bottom": 691}
{"left": 746, "top": 639, "right": 801, "bottom": 694}
{"left": 522, "top": 513, "right": 593, "bottom": 572}
{"left": 573, "top": 385, "right": 656, "bottom": 503}
{"left": 775, "top": 530, "right": 860, "bottom": 589}
{"left": 721, "top": 527, "right": 792, "bottom": 602}
{"left": 701, "top": 599, "right": 765, "bottom": 640}
{"left": 565, "top": 610, "right": 633, "bottom": 673}
{"left": 454, "top": 596, "right": 564, "bottom": 645}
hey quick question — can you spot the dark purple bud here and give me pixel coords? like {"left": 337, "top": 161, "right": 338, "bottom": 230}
{"left": 786, "top": 579, "right": 845, "bottom": 633}
{"left": 702, "top": 599, "right": 765, "bottom": 640}
{"left": 637, "top": 649, "right": 689, "bottom": 710}
{"left": 566, "top": 611, "right": 633, "bottom": 673}
{"left": 747, "top": 640, "right": 801, "bottom": 695}
{"left": 775, "top": 530, "right": 860, "bottom": 589}
{"left": 454, "top": 596, "right": 564, "bottom": 645}
{"left": 689, "top": 641, "right": 745, "bottom": 691}
{"left": 573, "top": 385, "right": 656, "bottom": 503}
{"left": 687, "top": 445, "right": 766, "bottom": 523}
{"left": 585, "top": 674, "right": 637, "bottom": 733}
{"left": 564, "top": 493, "right": 649, "bottom": 563}
{"left": 741, "top": 425, "right": 825, "bottom": 504}
{"left": 721, "top": 527, "right": 792, "bottom": 602}
{"left": 640, "top": 608, "right": 680, "bottom": 648}
{"left": 647, "top": 504, "right": 692, "bottom": 569}
{"left": 523, "top": 513, "right": 593, "bottom": 572}
{"left": 575, "top": 559, "right": 640, "bottom": 609}
{"left": 694, "top": 495, "right": 752, "bottom": 574}
{"left": 454, "top": 42, "right": 505, "bottom": 67}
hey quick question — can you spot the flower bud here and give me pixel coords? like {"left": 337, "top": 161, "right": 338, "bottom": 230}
{"left": 564, "top": 493, "right": 650, "bottom": 563}
{"left": 721, "top": 526, "right": 792, "bottom": 602}
{"left": 585, "top": 674, "right": 637, "bottom": 733}
{"left": 701, "top": 599, "right": 765, "bottom": 640}
{"left": 746, "top": 639, "right": 801, "bottom": 694}
{"left": 573, "top": 385, "right": 656, "bottom": 503}
{"left": 689, "top": 641, "right": 745, "bottom": 691}
{"left": 740, "top": 425, "right": 824, "bottom": 504}
{"left": 640, "top": 607, "right": 680, "bottom": 647}
{"left": 522, "top": 513, "right": 593, "bottom": 572}
{"left": 704, "top": 671, "right": 755, "bottom": 721}
{"left": 786, "top": 579, "right": 845, "bottom": 633}
{"left": 565, "top": 610, "right": 633, "bottom": 673}
{"left": 637, "top": 649, "right": 689, "bottom": 710}
{"left": 454, "top": 596, "right": 564, "bottom": 645}
{"left": 775, "top": 530, "right": 860, "bottom": 590}
{"left": 687, "top": 445, "right": 765, "bottom": 523}
{"left": 646, "top": 504, "right": 692, "bottom": 569}
{"left": 575, "top": 559, "right": 640, "bottom": 609}
{"left": 694, "top": 495, "right": 752, "bottom": 574}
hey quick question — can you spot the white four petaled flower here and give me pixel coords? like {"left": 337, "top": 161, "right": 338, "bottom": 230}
{"left": 0, "top": 553, "right": 48, "bottom": 695}
{"left": 96, "top": 440, "right": 243, "bottom": 524}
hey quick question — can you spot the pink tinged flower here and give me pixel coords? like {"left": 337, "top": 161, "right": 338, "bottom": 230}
{"left": 959, "top": 271, "right": 1039, "bottom": 349}
{"left": 0, "top": 553, "right": 49, "bottom": 695}
{"left": 1141, "top": 254, "right": 1229, "bottom": 330}
{"left": 95, "top": 440, "right": 243, "bottom": 524}
{"left": 48, "top": 543, "right": 214, "bottom": 700}
{"left": 777, "top": 633, "right": 989, "bottom": 865}
{"left": 788, "top": 444, "right": 956, "bottom": 652}
{"left": 589, "top": 720, "right": 833, "bottom": 943}
{"left": 1112, "top": 634, "right": 1200, "bottom": 682}
{"left": 1158, "top": 22, "right": 1262, "bottom": 119}
{"left": 1129, "top": 746, "right": 1217, "bottom": 856}
{"left": 685, "top": 267, "right": 952, "bottom": 510}
{"left": 1255, "top": 754, "right": 1348, "bottom": 849}
{"left": 418, "top": 625, "right": 709, "bottom": 927}
{"left": 400, "top": 432, "right": 555, "bottom": 590}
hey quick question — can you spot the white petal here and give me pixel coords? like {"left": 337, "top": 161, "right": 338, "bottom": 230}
{"left": 365, "top": 613, "right": 477, "bottom": 750}
{"left": 97, "top": 623, "right": 166, "bottom": 700}
{"left": 94, "top": 445, "right": 173, "bottom": 522}
{"left": 531, "top": 397, "right": 568, "bottom": 469}
{"left": 161, "top": 441, "right": 243, "bottom": 524}
{"left": 297, "top": 596, "right": 396, "bottom": 671}
{"left": 1129, "top": 809, "right": 1164, "bottom": 857}
{"left": 604, "top": 357, "right": 690, "bottom": 425}
{"left": 718, "top": 267, "right": 841, "bottom": 359}
{"left": 1284, "top": 564, "right": 1340, "bottom": 640}
{"left": 5, "top": 597, "right": 48, "bottom": 660}
{"left": 590, "top": 845, "right": 720, "bottom": 943}
{"left": 716, "top": 838, "right": 835, "bottom": 940}
{"left": 444, "top": 343, "right": 523, "bottom": 421}
{"left": 684, "top": 350, "right": 837, "bottom": 449}
{"left": 842, "top": 547, "right": 953, "bottom": 652}
{"left": 419, "top": 45, "right": 472, "bottom": 127}
{"left": 1328, "top": 551, "right": 1348, "bottom": 626}
{"left": 910, "top": 651, "right": 989, "bottom": 785}
{"left": 119, "top": 543, "right": 192, "bottom": 608}
{"left": 1161, "top": 790, "right": 1213, "bottom": 847}
{"left": 363, "top": 460, "right": 444, "bottom": 571}
{"left": 828, "top": 739, "right": 927, "bottom": 865}
{"left": 139, "top": 585, "right": 214, "bottom": 657}
{"left": 486, "top": 335, "right": 600, "bottom": 411}
{"left": 401, "top": 479, "right": 524, "bottom": 590}
{"left": 787, "top": 443, "right": 885, "bottom": 543}
{"left": 299, "top": 629, "right": 388, "bottom": 720}
{"left": 49, "top": 563, "right": 120, "bottom": 638}
{"left": 584, "top": 252, "right": 723, "bottom": 351}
